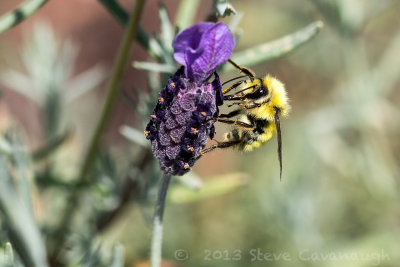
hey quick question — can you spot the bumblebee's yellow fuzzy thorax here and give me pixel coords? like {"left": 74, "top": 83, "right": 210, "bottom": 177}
{"left": 247, "top": 75, "right": 290, "bottom": 121}
{"left": 264, "top": 75, "right": 290, "bottom": 116}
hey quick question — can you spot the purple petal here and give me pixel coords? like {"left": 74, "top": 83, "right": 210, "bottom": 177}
{"left": 173, "top": 22, "right": 214, "bottom": 66}
{"left": 173, "top": 22, "right": 234, "bottom": 82}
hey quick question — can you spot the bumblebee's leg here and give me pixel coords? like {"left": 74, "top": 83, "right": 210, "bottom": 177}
{"left": 198, "top": 140, "right": 242, "bottom": 158}
{"left": 199, "top": 145, "right": 217, "bottom": 155}
{"left": 226, "top": 103, "right": 260, "bottom": 109}
{"left": 223, "top": 95, "right": 245, "bottom": 101}
{"left": 224, "top": 85, "right": 257, "bottom": 101}
{"left": 218, "top": 109, "right": 241, "bottom": 118}
{"left": 216, "top": 140, "right": 242, "bottom": 148}
{"left": 215, "top": 118, "right": 255, "bottom": 130}
{"left": 228, "top": 59, "right": 256, "bottom": 80}
{"left": 222, "top": 80, "right": 245, "bottom": 94}
{"left": 243, "top": 103, "right": 262, "bottom": 109}
{"left": 227, "top": 102, "right": 242, "bottom": 108}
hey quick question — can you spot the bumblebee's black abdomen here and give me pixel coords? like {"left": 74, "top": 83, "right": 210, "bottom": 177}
{"left": 253, "top": 118, "right": 268, "bottom": 135}
{"left": 240, "top": 117, "right": 275, "bottom": 151}
{"left": 224, "top": 114, "right": 275, "bottom": 152}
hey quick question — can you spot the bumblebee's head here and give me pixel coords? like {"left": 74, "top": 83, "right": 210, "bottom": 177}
{"left": 262, "top": 75, "right": 290, "bottom": 119}
{"left": 240, "top": 75, "right": 290, "bottom": 121}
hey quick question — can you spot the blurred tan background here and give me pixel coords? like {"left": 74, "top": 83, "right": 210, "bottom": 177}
{"left": 1, "top": 0, "right": 400, "bottom": 266}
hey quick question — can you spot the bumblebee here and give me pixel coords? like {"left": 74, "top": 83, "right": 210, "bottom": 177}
{"left": 201, "top": 60, "right": 290, "bottom": 178}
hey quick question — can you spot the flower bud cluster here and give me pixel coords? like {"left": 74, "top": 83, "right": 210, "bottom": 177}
{"left": 145, "top": 22, "right": 234, "bottom": 175}
{"left": 145, "top": 68, "right": 222, "bottom": 175}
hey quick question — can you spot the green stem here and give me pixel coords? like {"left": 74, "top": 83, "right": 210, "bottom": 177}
{"left": 0, "top": 0, "right": 49, "bottom": 34}
{"left": 80, "top": 0, "right": 146, "bottom": 183}
{"left": 150, "top": 174, "right": 172, "bottom": 267}
{"left": 49, "top": 1, "right": 146, "bottom": 263}
{"left": 98, "top": 0, "right": 162, "bottom": 60}
{"left": 98, "top": 0, "right": 128, "bottom": 25}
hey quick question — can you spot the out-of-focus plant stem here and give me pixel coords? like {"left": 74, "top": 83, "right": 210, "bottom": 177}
{"left": 0, "top": 0, "right": 49, "bottom": 34}
{"left": 98, "top": 0, "right": 128, "bottom": 25}
{"left": 49, "top": 0, "right": 146, "bottom": 263}
{"left": 80, "top": 0, "right": 146, "bottom": 183}
{"left": 150, "top": 174, "right": 172, "bottom": 267}
{"left": 98, "top": 0, "right": 163, "bottom": 61}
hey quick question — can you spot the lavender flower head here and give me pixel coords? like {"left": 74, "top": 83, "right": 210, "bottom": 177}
{"left": 145, "top": 22, "right": 234, "bottom": 175}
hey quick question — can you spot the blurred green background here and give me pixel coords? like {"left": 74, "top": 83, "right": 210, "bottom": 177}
{"left": 0, "top": 0, "right": 399, "bottom": 266}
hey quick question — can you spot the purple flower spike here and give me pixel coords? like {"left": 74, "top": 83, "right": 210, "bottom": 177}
{"left": 146, "top": 22, "right": 234, "bottom": 176}
{"left": 173, "top": 22, "right": 235, "bottom": 83}
{"left": 145, "top": 68, "right": 221, "bottom": 176}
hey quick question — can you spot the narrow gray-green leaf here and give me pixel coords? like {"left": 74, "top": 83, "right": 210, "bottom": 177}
{"left": 98, "top": 0, "right": 164, "bottom": 61}
{"left": 175, "top": 0, "right": 200, "bottom": 31}
{"left": 66, "top": 64, "right": 108, "bottom": 103}
{"left": 0, "top": 136, "right": 12, "bottom": 154}
{"left": 168, "top": 173, "right": 249, "bottom": 204}
{"left": 176, "top": 172, "right": 203, "bottom": 190}
{"left": 147, "top": 69, "right": 161, "bottom": 93}
{"left": 158, "top": 3, "right": 174, "bottom": 53}
{"left": 153, "top": 34, "right": 175, "bottom": 66}
{"left": 120, "top": 125, "right": 149, "bottom": 147}
{"left": 148, "top": 37, "right": 167, "bottom": 62}
{"left": 5, "top": 242, "right": 14, "bottom": 267}
{"left": 81, "top": 244, "right": 102, "bottom": 267}
{"left": 0, "top": 0, "right": 49, "bottom": 34}
{"left": 0, "top": 70, "right": 39, "bottom": 103}
{"left": 32, "top": 129, "right": 72, "bottom": 161}
{"left": 110, "top": 245, "right": 125, "bottom": 267}
{"left": 228, "top": 12, "right": 243, "bottom": 33}
{"left": 224, "top": 21, "right": 324, "bottom": 71}
{"left": 374, "top": 27, "right": 400, "bottom": 95}
{"left": 0, "top": 156, "right": 49, "bottom": 267}
{"left": 133, "top": 61, "right": 176, "bottom": 74}
{"left": 10, "top": 133, "right": 34, "bottom": 214}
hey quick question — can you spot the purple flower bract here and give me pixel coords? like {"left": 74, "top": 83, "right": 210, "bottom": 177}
{"left": 145, "top": 22, "right": 234, "bottom": 176}
{"left": 173, "top": 22, "right": 235, "bottom": 83}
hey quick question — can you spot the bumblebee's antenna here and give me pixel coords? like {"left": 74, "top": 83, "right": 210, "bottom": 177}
{"left": 274, "top": 107, "right": 282, "bottom": 180}
{"left": 228, "top": 59, "right": 256, "bottom": 80}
